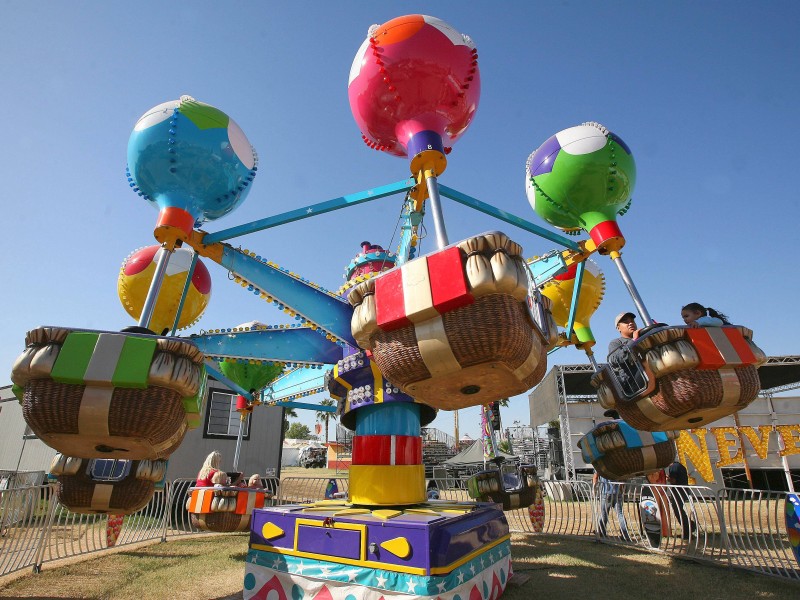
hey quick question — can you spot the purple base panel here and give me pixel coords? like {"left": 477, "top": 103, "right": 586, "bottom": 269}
{"left": 250, "top": 502, "right": 509, "bottom": 572}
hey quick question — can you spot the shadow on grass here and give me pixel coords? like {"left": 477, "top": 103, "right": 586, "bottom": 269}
{"left": 506, "top": 535, "right": 797, "bottom": 600}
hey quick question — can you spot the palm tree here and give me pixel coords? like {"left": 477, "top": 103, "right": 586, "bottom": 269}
{"left": 316, "top": 399, "right": 338, "bottom": 445}
{"left": 282, "top": 407, "right": 298, "bottom": 433}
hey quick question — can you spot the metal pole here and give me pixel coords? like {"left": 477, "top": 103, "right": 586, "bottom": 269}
{"left": 585, "top": 350, "right": 599, "bottom": 372}
{"left": 765, "top": 392, "right": 795, "bottom": 492}
{"left": 732, "top": 411, "right": 754, "bottom": 488}
{"left": 138, "top": 244, "right": 174, "bottom": 331}
{"left": 454, "top": 410, "right": 459, "bottom": 452}
{"left": 233, "top": 413, "right": 246, "bottom": 471}
{"left": 425, "top": 175, "right": 450, "bottom": 250}
{"left": 609, "top": 253, "right": 653, "bottom": 325}
{"left": 170, "top": 250, "right": 199, "bottom": 336}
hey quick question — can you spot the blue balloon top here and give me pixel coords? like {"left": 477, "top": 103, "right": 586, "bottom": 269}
{"left": 126, "top": 96, "right": 257, "bottom": 226}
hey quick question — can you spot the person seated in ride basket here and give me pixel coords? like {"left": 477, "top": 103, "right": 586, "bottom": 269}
{"left": 608, "top": 312, "right": 641, "bottom": 360}
{"left": 211, "top": 470, "right": 229, "bottom": 488}
{"left": 607, "top": 312, "right": 648, "bottom": 394}
{"left": 247, "top": 474, "right": 263, "bottom": 489}
{"left": 196, "top": 451, "right": 223, "bottom": 487}
{"left": 680, "top": 302, "right": 730, "bottom": 328}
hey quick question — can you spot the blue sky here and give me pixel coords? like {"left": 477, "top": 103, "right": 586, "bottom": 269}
{"left": 2, "top": 2, "right": 798, "bottom": 441}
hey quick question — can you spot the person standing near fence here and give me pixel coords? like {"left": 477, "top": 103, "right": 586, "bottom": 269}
{"left": 593, "top": 470, "right": 632, "bottom": 542}
{"left": 666, "top": 461, "right": 697, "bottom": 539}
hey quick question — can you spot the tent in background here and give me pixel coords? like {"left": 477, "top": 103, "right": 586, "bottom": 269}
{"left": 443, "top": 440, "right": 516, "bottom": 467}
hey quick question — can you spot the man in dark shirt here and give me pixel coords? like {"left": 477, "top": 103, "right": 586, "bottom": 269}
{"left": 666, "top": 461, "right": 697, "bottom": 539}
{"left": 606, "top": 312, "right": 646, "bottom": 395}
{"left": 608, "top": 312, "right": 639, "bottom": 359}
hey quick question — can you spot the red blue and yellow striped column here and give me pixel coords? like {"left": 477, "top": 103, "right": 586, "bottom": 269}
{"left": 349, "top": 402, "right": 426, "bottom": 505}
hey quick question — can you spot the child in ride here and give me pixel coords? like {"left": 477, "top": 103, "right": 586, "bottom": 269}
{"left": 681, "top": 302, "right": 730, "bottom": 328}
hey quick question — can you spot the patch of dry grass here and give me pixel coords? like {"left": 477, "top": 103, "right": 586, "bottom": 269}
{"left": 507, "top": 534, "right": 797, "bottom": 600}
{"left": 2, "top": 531, "right": 798, "bottom": 599}
{"left": 0, "top": 535, "right": 247, "bottom": 600}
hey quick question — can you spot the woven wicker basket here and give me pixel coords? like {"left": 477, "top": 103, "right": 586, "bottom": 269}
{"left": 467, "top": 469, "right": 536, "bottom": 511}
{"left": 594, "top": 441, "right": 677, "bottom": 481}
{"left": 594, "top": 325, "right": 766, "bottom": 432}
{"left": 617, "top": 365, "right": 761, "bottom": 431}
{"left": 348, "top": 232, "right": 550, "bottom": 410}
{"left": 13, "top": 327, "right": 202, "bottom": 460}
{"left": 371, "top": 294, "right": 546, "bottom": 409}
{"left": 56, "top": 469, "right": 155, "bottom": 515}
{"left": 190, "top": 512, "right": 250, "bottom": 533}
{"left": 23, "top": 379, "right": 188, "bottom": 459}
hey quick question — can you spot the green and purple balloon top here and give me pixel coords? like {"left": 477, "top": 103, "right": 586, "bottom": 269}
{"left": 525, "top": 122, "right": 636, "bottom": 253}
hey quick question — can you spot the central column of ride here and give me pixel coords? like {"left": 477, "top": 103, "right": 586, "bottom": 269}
{"left": 245, "top": 15, "right": 518, "bottom": 600}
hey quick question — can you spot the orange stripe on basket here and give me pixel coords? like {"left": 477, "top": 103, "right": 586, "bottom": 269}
{"left": 190, "top": 489, "right": 213, "bottom": 513}
{"left": 236, "top": 491, "right": 248, "bottom": 515}
{"left": 722, "top": 328, "right": 757, "bottom": 365}
{"left": 687, "top": 328, "right": 725, "bottom": 369}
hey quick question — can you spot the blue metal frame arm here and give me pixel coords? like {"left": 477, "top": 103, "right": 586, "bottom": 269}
{"left": 269, "top": 367, "right": 328, "bottom": 401}
{"left": 565, "top": 260, "right": 586, "bottom": 341}
{"left": 527, "top": 251, "right": 569, "bottom": 287}
{"left": 204, "top": 179, "right": 415, "bottom": 244}
{"left": 191, "top": 327, "right": 343, "bottom": 365}
{"left": 219, "top": 247, "right": 356, "bottom": 346}
{"left": 437, "top": 185, "right": 580, "bottom": 250}
{"left": 203, "top": 360, "right": 254, "bottom": 400}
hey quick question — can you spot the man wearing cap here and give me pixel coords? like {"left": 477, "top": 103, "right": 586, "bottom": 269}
{"left": 608, "top": 312, "right": 639, "bottom": 359}
{"left": 606, "top": 312, "right": 645, "bottom": 394}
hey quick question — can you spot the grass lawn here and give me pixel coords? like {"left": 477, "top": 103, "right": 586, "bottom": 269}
{"left": 1, "top": 532, "right": 797, "bottom": 599}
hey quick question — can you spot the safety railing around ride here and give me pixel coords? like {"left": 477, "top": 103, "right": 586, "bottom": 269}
{"left": 1, "top": 477, "right": 798, "bottom": 583}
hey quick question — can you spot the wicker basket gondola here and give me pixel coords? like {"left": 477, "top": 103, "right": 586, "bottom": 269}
{"left": 11, "top": 326, "right": 206, "bottom": 459}
{"left": 348, "top": 232, "right": 552, "bottom": 409}
{"left": 593, "top": 325, "right": 766, "bottom": 431}
{"left": 467, "top": 467, "right": 537, "bottom": 511}
{"left": 190, "top": 512, "right": 251, "bottom": 533}
{"left": 186, "top": 487, "right": 267, "bottom": 532}
{"left": 578, "top": 421, "right": 679, "bottom": 481}
{"left": 50, "top": 455, "right": 167, "bottom": 515}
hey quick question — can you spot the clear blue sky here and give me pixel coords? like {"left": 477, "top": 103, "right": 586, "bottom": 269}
{"left": 2, "top": 2, "right": 798, "bottom": 442}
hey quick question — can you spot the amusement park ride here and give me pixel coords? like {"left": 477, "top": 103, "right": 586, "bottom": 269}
{"left": 9, "top": 13, "right": 779, "bottom": 600}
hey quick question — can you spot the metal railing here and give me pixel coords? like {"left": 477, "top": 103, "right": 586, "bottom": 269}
{"left": 277, "top": 477, "right": 349, "bottom": 504}
{"left": 1, "top": 476, "right": 798, "bottom": 584}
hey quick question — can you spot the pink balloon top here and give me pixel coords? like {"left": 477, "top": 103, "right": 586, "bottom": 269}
{"left": 348, "top": 15, "right": 481, "bottom": 158}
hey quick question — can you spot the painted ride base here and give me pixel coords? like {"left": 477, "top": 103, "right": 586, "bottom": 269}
{"left": 245, "top": 500, "right": 512, "bottom": 600}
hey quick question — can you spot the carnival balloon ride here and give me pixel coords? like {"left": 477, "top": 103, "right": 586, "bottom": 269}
{"left": 7, "top": 11, "right": 768, "bottom": 599}
{"left": 524, "top": 122, "right": 766, "bottom": 432}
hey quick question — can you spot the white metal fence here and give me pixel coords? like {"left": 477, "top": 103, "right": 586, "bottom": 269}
{"left": 1, "top": 477, "right": 798, "bottom": 584}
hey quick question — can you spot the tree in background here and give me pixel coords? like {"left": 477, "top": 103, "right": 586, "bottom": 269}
{"left": 286, "top": 422, "right": 313, "bottom": 440}
{"left": 282, "top": 407, "right": 298, "bottom": 432}
{"left": 316, "top": 399, "right": 338, "bottom": 444}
